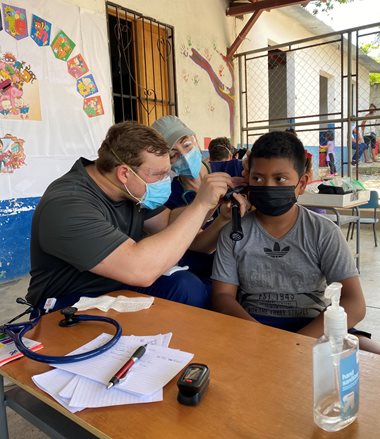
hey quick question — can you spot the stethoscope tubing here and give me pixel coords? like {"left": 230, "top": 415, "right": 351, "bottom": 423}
{"left": 1, "top": 314, "right": 122, "bottom": 364}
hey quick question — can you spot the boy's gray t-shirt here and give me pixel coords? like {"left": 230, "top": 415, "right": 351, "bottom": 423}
{"left": 212, "top": 206, "right": 358, "bottom": 319}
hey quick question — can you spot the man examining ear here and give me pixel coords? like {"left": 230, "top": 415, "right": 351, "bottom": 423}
{"left": 27, "top": 121, "right": 242, "bottom": 312}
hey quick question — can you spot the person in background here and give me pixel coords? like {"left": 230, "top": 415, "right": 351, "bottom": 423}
{"left": 152, "top": 116, "right": 209, "bottom": 210}
{"left": 285, "top": 127, "right": 297, "bottom": 137}
{"left": 208, "top": 137, "right": 234, "bottom": 162}
{"left": 325, "top": 132, "right": 337, "bottom": 176}
{"left": 361, "top": 103, "right": 379, "bottom": 163}
{"left": 152, "top": 115, "right": 248, "bottom": 284}
{"left": 304, "top": 149, "right": 313, "bottom": 181}
{"left": 352, "top": 122, "right": 368, "bottom": 165}
{"left": 208, "top": 136, "right": 244, "bottom": 183}
{"left": 212, "top": 130, "right": 380, "bottom": 354}
{"left": 27, "top": 121, "right": 247, "bottom": 312}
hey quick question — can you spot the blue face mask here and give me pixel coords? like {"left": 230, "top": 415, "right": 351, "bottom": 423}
{"left": 141, "top": 176, "right": 171, "bottom": 209}
{"left": 124, "top": 169, "right": 171, "bottom": 210}
{"left": 172, "top": 147, "right": 202, "bottom": 178}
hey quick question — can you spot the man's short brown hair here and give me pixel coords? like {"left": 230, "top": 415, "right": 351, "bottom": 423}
{"left": 96, "top": 121, "right": 169, "bottom": 173}
{"left": 208, "top": 137, "right": 233, "bottom": 161}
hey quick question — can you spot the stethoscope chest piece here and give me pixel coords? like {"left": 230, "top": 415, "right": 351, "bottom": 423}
{"left": 59, "top": 307, "right": 80, "bottom": 327}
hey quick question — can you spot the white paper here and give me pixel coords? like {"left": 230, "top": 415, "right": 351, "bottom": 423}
{"left": 53, "top": 333, "right": 193, "bottom": 395}
{"left": 162, "top": 265, "right": 189, "bottom": 276}
{"left": 33, "top": 332, "right": 188, "bottom": 410}
{"left": 58, "top": 375, "right": 81, "bottom": 400}
{"left": 116, "top": 346, "right": 193, "bottom": 395}
{"left": 32, "top": 369, "right": 83, "bottom": 413}
{"left": 68, "top": 376, "right": 163, "bottom": 408}
{"left": 73, "top": 295, "right": 154, "bottom": 312}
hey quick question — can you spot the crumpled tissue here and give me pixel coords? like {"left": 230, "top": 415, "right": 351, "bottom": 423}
{"left": 73, "top": 295, "right": 154, "bottom": 312}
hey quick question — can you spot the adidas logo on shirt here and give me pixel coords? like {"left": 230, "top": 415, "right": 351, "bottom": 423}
{"left": 264, "top": 242, "right": 290, "bottom": 258}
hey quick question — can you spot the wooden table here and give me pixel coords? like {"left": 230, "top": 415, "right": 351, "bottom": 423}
{"left": 1, "top": 291, "right": 380, "bottom": 438}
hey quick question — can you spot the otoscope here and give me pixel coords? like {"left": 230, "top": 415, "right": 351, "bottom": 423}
{"left": 224, "top": 186, "right": 246, "bottom": 241}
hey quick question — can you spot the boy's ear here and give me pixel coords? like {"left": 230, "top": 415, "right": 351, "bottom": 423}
{"left": 297, "top": 174, "right": 309, "bottom": 195}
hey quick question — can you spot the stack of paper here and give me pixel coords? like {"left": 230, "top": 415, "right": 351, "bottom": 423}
{"left": 32, "top": 333, "right": 193, "bottom": 412}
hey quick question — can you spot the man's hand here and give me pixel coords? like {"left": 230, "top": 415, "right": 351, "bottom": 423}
{"left": 219, "top": 192, "right": 251, "bottom": 221}
{"left": 192, "top": 172, "right": 233, "bottom": 211}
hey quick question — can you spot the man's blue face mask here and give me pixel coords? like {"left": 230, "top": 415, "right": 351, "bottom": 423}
{"left": 124, "top": 168, "right": 171, "bottom": 210}
{"left": 172, "top": 146, "right": 202, "bottom": 179}
{"left": 141, "top": 175, "right": 171, "bottom": 209}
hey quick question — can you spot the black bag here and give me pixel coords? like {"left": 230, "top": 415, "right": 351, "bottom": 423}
{"left": 317, "top": 183, "right": 352, "bottom": 195}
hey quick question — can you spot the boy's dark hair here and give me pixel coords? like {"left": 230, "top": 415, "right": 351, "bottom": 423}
{"left": 96, "top": 121, "right": 169, "bottom": 173}
{"left": 249, "top": 131, "right": 306, "bottom": 177}
{"left": 208, "top": 137, "right": 233, "bottom": 161}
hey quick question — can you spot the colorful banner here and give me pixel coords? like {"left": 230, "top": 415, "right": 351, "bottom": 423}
{"left": 67, "top": 54, "right": 89, "bottom": 79}
{"left": 30, "top": 14, "right": 51, "bottom": 46}
{"left": 2, "top": 3, "right": 28, "bottom": 40}
{"left": 0, "top": 0, "right": 113, "bottom": 193}
{"left": 51, "top": 30, "right": 75, "bottom": 61}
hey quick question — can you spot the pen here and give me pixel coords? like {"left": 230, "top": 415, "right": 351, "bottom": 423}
{"left": 107, "top": 344, "right": 147, "bottom": 390}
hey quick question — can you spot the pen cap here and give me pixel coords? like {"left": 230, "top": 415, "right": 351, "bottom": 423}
{"left": 324, "top": 282, "right": 347, "bottom": 339}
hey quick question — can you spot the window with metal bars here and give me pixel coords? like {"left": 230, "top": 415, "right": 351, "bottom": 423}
{"left": 106, "top": 2, "right": 178, "bottom": 125}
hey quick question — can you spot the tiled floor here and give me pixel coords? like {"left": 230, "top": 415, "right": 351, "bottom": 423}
{"left": 1, "top": 224, "right": 380, "bottom": 437}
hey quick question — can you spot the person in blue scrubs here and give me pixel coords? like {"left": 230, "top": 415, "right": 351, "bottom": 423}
{"left": 152, "top": 116, "right": 247, "bottom": 284}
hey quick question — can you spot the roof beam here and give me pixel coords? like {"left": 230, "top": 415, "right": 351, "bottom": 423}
{"left": 227, "top": 9, "right": 263, "bottom": 59}
{"left": 227, "top": 0, "right": 309, "bottom": 17}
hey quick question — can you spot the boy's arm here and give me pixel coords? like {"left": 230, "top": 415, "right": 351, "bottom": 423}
{"left": 297, "top": 276, "right": 366, "bottom": 338}
{"left": 212, "top": 280, "right": 257, "bottom": 321}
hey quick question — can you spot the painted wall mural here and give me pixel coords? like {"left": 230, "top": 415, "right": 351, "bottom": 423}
{"left": 180, "top": 38, "right": 235, "bottom": 138}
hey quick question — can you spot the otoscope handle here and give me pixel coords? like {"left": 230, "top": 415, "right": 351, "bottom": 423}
{"left": 229, "top": 197, "right": 243, "bottom": 241}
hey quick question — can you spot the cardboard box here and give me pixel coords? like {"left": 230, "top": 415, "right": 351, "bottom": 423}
{"left": 298, "top": 190, "right": 370, "bottom": 208}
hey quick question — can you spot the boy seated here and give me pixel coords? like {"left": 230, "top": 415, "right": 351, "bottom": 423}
{"left": 212, "top": 131, "right": 380, "bottom": 353}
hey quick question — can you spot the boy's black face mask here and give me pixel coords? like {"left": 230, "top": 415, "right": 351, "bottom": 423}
{"left": 248, "top": 185, "right": 297, "bottom": 216}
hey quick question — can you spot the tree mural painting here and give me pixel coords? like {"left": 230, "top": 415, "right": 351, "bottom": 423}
{"left": 189, "top": 48, "right": 235, "bottom": 138}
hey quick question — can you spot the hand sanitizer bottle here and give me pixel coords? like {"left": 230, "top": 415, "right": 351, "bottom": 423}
{"left": 313, "top": 282, "right": 359, "bottom": 432}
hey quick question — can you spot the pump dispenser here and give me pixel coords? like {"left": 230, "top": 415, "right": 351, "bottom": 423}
{"left": 313, "top": 282, "right": 359, "bottom": 432}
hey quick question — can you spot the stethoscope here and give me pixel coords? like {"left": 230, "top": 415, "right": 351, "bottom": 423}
{"left": 0, "top": 298, "right": 122, "bottom": 364}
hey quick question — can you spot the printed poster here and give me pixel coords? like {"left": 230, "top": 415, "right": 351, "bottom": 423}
{"left": 77, "top": 74, "right": 98, "bottom": 97}
{"left": 0, "top": 51, "right": 41, "bottom": 120}
{"left": 0, "top": 134, "right": 26, "bottom": 173}
{"left": 30, "top": 14, "right": 51, "bottom": 47}
{"left": 2, "top": 3, "right": 28, "bottom": 40}
{"left": 67, "top": 54, "right": 89, "bottom": 79}
{"left": 51, "top": 30, "right": 75, "bottom": 61}
{"left": 83, "top": 96, "right": 104, "bottom": 117}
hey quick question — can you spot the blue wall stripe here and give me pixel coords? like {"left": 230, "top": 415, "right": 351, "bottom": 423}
{"left": 0, "top": 197, "right": 40, "bottom": 283}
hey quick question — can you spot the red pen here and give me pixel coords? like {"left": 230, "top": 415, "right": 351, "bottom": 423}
{"left": 107, "top": 344, "right": 147, "bottom": 389}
